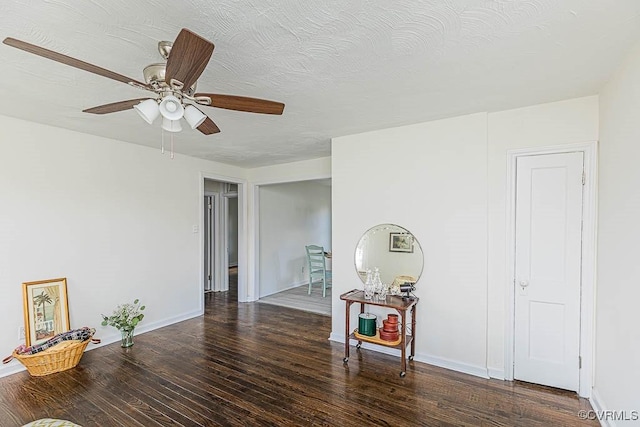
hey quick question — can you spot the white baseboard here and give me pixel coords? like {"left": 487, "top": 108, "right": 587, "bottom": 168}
{"left": 328, "top": 333, "right": 489, "bottom": 379}
{"left": 0, "top": 363, "right": 27, "bottom": 379}
{"left": 590, "top": 388, "right": 640, "bottom": 426}
{"left": 418, "top": 354, "right": 489, "bottom": 379}
{"left": 328, "top": 332, "right": 344, "bottom": 344}
{"left": 488, "top": 367, "right": 505, "bottom": 380}
{"left": 590, "top": 388, "right": 609, "bottom": 427}
{"left": 0, "top": 309, "right": 203, "bottom": 379}
{"left": 259, "top": 281, "right": 307, "bottom": 298}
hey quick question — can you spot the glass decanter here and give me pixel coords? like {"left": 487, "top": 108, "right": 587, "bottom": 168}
{"left": 372, "top": 268, "right": 387, "bottom": 300}
{"left": 363, "top": 269, "right": 374, "bottom": 300}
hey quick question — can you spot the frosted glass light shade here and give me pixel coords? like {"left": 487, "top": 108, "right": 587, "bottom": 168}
{"left": 184, "top": 105, "right": 207, "bottom": 129}
{"left": 161, "top": 117, "right": 182, "bottom": 133}
{"left": 159, "top": 95, "right": 184, "bottom": 120}
{"left": 134, "top": 99, "right": 160, "bottom": 124}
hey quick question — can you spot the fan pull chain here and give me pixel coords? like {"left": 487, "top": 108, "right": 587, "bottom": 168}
{"left": 171, "top": 133, "right": 175, "bottom": 159}
{"left": 161, "top": 129, "right": 165, "bottom": 154}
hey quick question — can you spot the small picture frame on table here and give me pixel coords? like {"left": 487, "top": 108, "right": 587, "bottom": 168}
{"left": 22, "top": 277, "right": 70, "bottom": 346}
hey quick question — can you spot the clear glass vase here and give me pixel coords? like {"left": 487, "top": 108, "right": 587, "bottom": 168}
{"left": 372, "top": 268, "right": 387, "bottom": 300}
{"left": 121, "top": 328, "right": 134, "bottom": 348}
{"left": 363, "top": 269, "right": 374, "bottom": 299}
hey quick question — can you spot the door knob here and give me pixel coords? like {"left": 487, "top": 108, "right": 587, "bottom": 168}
{"left": 519, "top": 280, "right": 529, "bottom": 289}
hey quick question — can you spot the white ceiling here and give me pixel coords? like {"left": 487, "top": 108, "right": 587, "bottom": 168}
{"left": 1, "top": 1, "right": 639, "bottom": 168}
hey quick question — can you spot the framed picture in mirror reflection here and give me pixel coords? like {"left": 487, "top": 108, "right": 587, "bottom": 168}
{"left": 389, "top": 233, "right": 414, "bottom": 253}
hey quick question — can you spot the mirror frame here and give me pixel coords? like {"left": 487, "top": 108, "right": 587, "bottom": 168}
{"left": 354, "top": 223, "right": 424, "bottom": 287}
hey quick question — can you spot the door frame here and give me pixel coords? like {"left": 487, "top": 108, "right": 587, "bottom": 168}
{"left": 504, "top": 141, "right": 597, "bottom": 398}
{"left": 223, "top": 186, "right": 239, "bottom": 270}
{"left": 220, "top": 193, "right": 229, "bottom": 292}
{"left": 219, "top": 187, "right": 239, "bottom": 292}
{"left": 200, "top": 173, "right": 247, "bottom": 305}
{"left": 247, "top": 175, "right": 331, "bottom": 302}
{"left": 204, "top": 191, "right": 221, "bottom": 292}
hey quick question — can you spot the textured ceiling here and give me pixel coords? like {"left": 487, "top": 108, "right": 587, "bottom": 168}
{"left": 0, "top": 1, "right": 639, "bottom": 168}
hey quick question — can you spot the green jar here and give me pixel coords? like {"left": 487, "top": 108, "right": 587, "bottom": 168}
{"left": 358, "top": 313, "right": 377, "bottom": 336}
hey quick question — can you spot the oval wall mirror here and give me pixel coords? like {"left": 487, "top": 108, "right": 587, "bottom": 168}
{"left": 354, "top": 223, "right": 424, "bottom": 287}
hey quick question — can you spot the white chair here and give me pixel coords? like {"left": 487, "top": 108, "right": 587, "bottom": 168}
{"left": 305, "top": 245, "right": 332, "bottom": 297}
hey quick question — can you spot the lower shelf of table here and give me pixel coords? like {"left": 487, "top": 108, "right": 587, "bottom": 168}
{"left": 350, "top": 329, "right": 413, "bottom": 349}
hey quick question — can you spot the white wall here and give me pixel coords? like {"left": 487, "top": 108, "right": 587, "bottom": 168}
{"left": 331, "top": 97, "right": 599, "bottom": 379}
{"left": 486, "top": 96, "right": 599, "bottom": 376}
{"left": 332, "top": 113, "right": 489, "bottom": 375}
{"left": 248, "top": 157, "right": 331, "bottom": 184}
{"left": 258, "top": 181, "right": 331, "bottom": 297}
{"left": 596, "top": 40, "right": 640, "bottom": 420}
{"left": 0, "top": 115, "right": 246, "bottom": 377}
{"left": 245, "top": 156, "right": 331, "bottom": 301}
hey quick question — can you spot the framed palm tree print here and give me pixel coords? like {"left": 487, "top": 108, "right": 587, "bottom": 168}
{"left": 22, "top": 277, "right": 70, "bottom": 346}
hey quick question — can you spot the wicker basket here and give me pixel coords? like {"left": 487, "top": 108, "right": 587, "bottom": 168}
{"left": 13, "top": 340, "right": 90, "bottom": 376}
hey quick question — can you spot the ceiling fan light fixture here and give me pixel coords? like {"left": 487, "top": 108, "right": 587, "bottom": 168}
{"left": 134, "top": 98, "right": 160, "bottom": 124}
{"left": 159, "top": 95, "right": 184, "bottom": 120}
{"left": 184, "top": 105, "right": 207, "bottom": 129}
{"left": 161, "top": 117, "right": 182, "bottom": 133}
{"left": 4, "top": 30, "right": 285, "bottom": 140}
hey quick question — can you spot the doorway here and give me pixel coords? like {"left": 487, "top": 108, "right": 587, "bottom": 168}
{"left": 252, "top": 179, "right": 332, "bottom": 312}
{"left": 203, "top": 179, "right": 239, "bottom": 297}
{"left": 513, "top": 152, "right": 583, "bottom": 391}
{"left": 505, "top": 142, "right": 597, "bottom": 398}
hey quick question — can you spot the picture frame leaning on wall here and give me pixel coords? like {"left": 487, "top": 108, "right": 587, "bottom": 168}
{"left": 22, "top": 277, "right": 70, "bottom": 347}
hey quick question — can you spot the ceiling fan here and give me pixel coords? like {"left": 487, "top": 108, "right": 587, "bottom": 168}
{"left": 2, "top": 29, "right": 285, "bottom": 135}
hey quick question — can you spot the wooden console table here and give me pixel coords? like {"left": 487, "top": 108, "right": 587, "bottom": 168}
{"left": 340, "top": 289, "right": 418, "bottom": 377}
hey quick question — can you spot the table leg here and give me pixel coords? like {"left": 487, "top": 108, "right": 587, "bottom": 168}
{"left": 400, "top": 309, "right": 407, "bottom": 377}
{"left": 410, "top": 306, "right": 416, "bottom": 358}
{"left": 356, "top": 303, "right": 365, "bottom": 349}
{"left": 343, "top": 301, "right": 351, "bottom": 363}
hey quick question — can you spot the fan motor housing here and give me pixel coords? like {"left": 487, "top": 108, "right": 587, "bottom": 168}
{"left": 143, "top": 40, "right": 173, "bottom": 85}
{"left": 143, "top": 63, "right": 166, "bottom": 86}
{"left": 143, "top": 63, "right": 197, "bottom": 94}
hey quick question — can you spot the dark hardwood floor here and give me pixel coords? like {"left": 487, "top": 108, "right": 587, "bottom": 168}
{"left": 0, "top": 276, "right": 596, "bottom": 426}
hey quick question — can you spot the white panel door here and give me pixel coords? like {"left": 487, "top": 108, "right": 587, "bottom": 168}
{"left": 514, "top": 152, "right": 584, "bottom": 391}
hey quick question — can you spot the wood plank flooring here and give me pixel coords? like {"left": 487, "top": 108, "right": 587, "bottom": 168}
{"left": 0, "top": 285, "right": 596, "bottom": 426}
{"left": 258, "top": 284, "right": 331, "bottom": 317}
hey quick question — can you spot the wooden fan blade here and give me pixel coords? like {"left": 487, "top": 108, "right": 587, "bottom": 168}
{"left": 197, "top": 117, "right": 221, "bottom": 135}
{"left": 83, "top": 98, "right": 149, "bottom": 114}
{"left": 3, "top": 37, "right": 150, "bottom": 88}
{"left": 165, "top": 29, "right": 214, "bottom": 90}
{"left": 196, "top": 94, "right": 285, "bottom": 115}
